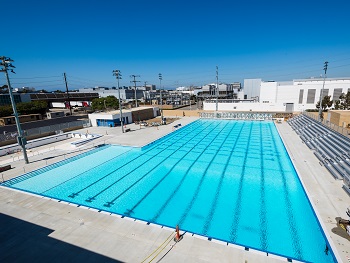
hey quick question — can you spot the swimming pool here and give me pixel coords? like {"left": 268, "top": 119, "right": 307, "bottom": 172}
{"left": 2, "top": 120, "right": 336, "bottom": 262}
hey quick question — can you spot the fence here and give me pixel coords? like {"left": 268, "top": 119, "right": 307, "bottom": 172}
{"left": 0, "top": 120, "right": 91, "bottom": 142}
{"left": 303, "top": 111, "right": 350, "bottom": 138}
{"left": 200, "top": 111, "right": 273, "bottom": 120}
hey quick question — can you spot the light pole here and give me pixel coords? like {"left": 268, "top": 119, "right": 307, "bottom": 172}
{"left": 159, "top": 73, "right": 163, "bottom": 123}
{"left": 0, "top": 56, "right": 29, "bottom": 164}
{"left": 144, "top": 81, "right": 148, "bottom": 105}
{"left": 216, "top": 66, "right": 219, "bottom": 112}
{"left": 130, "top": 75, "right": 140, "bottom": 108}
{"left": 318, "top": 61, "right": 328, "bottom": 122}
{"left": 63, "top": 73, "right": 72, "bottom": 116}
{"left": 113, "top": 70, "right": 124, "bottom": 133}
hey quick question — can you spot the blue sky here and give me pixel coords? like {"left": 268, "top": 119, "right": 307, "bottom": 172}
{"left": 1, "top": 0, "right": 349, "bottom": 90}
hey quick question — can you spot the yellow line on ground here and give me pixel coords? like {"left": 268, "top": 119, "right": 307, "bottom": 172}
{"left": 140, "top": 231, "right": 175, "bottom": 263}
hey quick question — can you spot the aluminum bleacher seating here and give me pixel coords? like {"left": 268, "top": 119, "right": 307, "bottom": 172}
{"left": 288, "top": 114, "right": 350, "bottom": 189}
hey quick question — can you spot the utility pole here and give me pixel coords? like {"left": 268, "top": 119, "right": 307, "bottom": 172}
{"left": 130, "top": 75, "right": 140, "bottom": 108}
{"left": 318, "top": 61, "right": 329, "bottom": 122}
{"left": 63, "top": 73, "right": 72, "bottom": 116}
{"left": 113, "top": 70, "right": 124, "bottom": 133}
{"left": 216, "top": 66, "right": 219, "bottom": 112}
{"left": 144, "top": 81, "right": 148, "bottom": 104}
{"left": 159, "top": 73, "right": 163, "bottom": 123}
{"left": 0, "top": 56, "right": 29, "bottom": 164}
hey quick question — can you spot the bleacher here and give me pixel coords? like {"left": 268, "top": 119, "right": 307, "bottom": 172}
{"left": 288, "top": 114, "right": 350, "bottom": 195}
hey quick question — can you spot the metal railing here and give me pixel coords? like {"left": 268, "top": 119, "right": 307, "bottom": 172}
{"left": 0, "top": 120, "right": 91, "bottom": 142}
{"left": 200, "top": 112, "right": 273, "bottom": 120}
{"left": 303, "top": 111, "right": 350, "bottom": 139}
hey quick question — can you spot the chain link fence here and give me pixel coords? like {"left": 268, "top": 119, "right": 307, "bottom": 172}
{"left": 303, "top": 111, "right": 350, "bottom": 138}
{"left": 0, "top": 120, "right": 91, "bottom": 142}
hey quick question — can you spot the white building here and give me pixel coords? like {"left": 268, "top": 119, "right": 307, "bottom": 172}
{"left": 88, "top": 107, "right": 159, "bottom": 127}
{"left": 79, "top": 87, "right": 144, "bottom": 101}
{"left": 199, "top": 83, "right": 240, "bottom": 100}
{"left": 88, "top": 110, "right": 133, "bottom": 127}
{"left": 175, "top": 86, "right": 202, "bottom": 96}
{"left": 13, "top": 87, "right": 36, "bottom": 92}
{"left": 204, "top": 78, "right": 350, "bottom": 112}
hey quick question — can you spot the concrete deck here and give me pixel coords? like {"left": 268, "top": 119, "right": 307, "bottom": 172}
{"left": 0, "top": 118, "right": 349, "bottom": 262}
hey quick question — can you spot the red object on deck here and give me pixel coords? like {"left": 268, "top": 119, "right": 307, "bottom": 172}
{"left": 175, "top": 225, "right": 180, "bottom": 241}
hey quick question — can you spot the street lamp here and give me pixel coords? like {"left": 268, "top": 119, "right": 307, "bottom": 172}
{"left": 159, "top": 73, "right": 163, "bottom": 123}
{"left": 216, "top": 66, "right": 219, "bottom": 112}
{"left": 0, "top": 56, "right": 29, "bottom": 164}
{"left": 130, "top": 75, "right": 140, "bottom": 108}
{"left": 318, "top": 61, "right": 328, "bottom": 122}
{"left": 113, "top": 70, "right": 124, "bottom": 133}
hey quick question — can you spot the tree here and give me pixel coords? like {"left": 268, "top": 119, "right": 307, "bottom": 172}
{"left": 339, "top": 91, "right": 350, "bottom": 110}
{"left": 0, "top": 105, "right": 13, "bottom": 117}
{"left": 316, "top": 95, "right": 333, "bottom": 111}
{"left": 0, "top": 100, "right": 48, "bottom": 117}
{"left": 334, "top": 100, "right": 341, "bottom": 110}
{"left": 0, "top": 85, "right": 8, "bottom": 93}
{"left": 16, "top": 100, "right": 48, "bottom": 115}
{"left": 91, "top": 96, "right": 119, "bottom": 111}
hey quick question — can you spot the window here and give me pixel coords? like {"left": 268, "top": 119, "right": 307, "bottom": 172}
{"left": 307, "top": 89, "right": 316, "bottom": 104}
{"left": 321, "top": 89, "right": 329, "bottom": 97}
{"left": 298, "top": 89, "right": 304, "bottom": 104}
{"left": 333, "top": 89, "right": 343, "bottom": 100}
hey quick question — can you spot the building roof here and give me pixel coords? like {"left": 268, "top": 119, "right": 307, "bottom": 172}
{"left": 89, "top": 106, "right": 158, "bottom": 115}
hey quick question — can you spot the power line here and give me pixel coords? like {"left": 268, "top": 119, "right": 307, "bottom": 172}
{"left": 11, "top": 75, "right": 62, "bottom": 80}
{"left": 12, "top": 79, "right": 64, "bottom": 85}
{"left": 68, "top": 75, "right": 113, "bottom": 85}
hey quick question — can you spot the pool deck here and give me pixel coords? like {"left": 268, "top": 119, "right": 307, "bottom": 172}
{"left": 0, "top": 117, "right": 349, "bottom": 262}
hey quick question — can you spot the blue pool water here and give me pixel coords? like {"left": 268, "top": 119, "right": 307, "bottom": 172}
{"left": 2, "top": 120, "right": 336, "bottom": 262}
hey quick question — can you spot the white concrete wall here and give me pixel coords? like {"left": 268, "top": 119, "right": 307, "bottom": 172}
{"left": 237, "top": 91, "right": 245, "bottom": 100}
{"left": 275, "top": 83, "right": 298, "bottom": 105}
{"left": 260, "top": 82, "right": 277, "bottom": 103}
{"left": 203, "top": 101, "right": 286, "bottom": 111}
{"left": 296, "top": 78, "right": 350, "bottom": 107}
{"left": 174, "top": 78, "right": 349, "bottom": 113}
{"left": 243, "top": 79, "right": 261, "bottom": 99}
